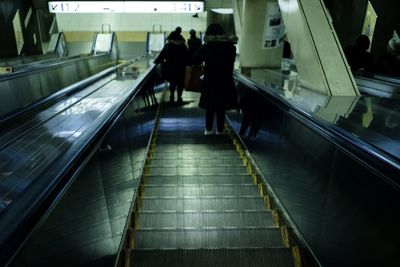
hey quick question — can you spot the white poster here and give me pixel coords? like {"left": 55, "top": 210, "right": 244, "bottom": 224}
{"left": 148, "top": 33, "right": 165, "bottom": 52}
{"left": 262, "top": 2, "right": 285, "bottom": 49}
{"left": 24, "top": 7, "right": 32, "bottom": 28}
{"left": 361, "top": 1, "right": 378, "bottom": 51}
{"left": 13, "top": 9, "right": 24, "bottom": 55}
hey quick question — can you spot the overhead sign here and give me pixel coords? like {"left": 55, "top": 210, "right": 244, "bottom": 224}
{"left": 48, "top": 1, "right": 204, "bottom": 13}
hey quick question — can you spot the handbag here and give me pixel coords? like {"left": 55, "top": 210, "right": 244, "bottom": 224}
{"left": 185, "top": 65, "right": 203, "bottom": 92}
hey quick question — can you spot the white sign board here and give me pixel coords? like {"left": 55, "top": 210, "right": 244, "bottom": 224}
{"left": 12, "top": 9, "right": 24, "bottom": 55}
{"left": 24, "top": 7, "right": 32, "bottom": 28}
{"left": 361, "top": 1, "right": 378, "bottom": 51}
{"left": 262, "top": 2, "right": 285, "bottom": 49}
{"left": 48, "top": 1, "right": 204, "bottom": 13}
{"left": 148, "top": 33, "right": 165, "bottom": 52}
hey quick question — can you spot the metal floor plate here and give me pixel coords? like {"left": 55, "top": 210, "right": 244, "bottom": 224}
{"left": 132, "top": 248, "right": 295, "bottom": 267}
{"left": 135, "top": 227, "right": 282, "bottom": 249}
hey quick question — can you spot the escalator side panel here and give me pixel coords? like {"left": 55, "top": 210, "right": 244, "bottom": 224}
{"left": 9, "top": 81, "right": 162, "bottom": 267}
{"left": 228, "top": 84, "right": 400, "bottom": 266}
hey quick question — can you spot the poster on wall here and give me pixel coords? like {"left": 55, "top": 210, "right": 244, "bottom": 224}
{"left": 148, "top": 33, "right": 165, "bottom": 52}
{"left": 361, "top": 1, "right": 378, "bottom": 51}
{"left": 13, "top": 9, "right": 24, "bottom": 55}
{"left": 262, "top": 2, "right": 285, "bottom": 49}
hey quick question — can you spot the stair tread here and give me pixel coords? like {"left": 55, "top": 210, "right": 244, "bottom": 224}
{"left": 141, "top": 184, "right": 260, "bottom": 197}
{"left": 137, "top": 211, "right": 275, "bottom": 228}
{"left": 134, "top": 227, "right": 284, "bottom": 249}
{"left": 132, "top": 248, "right": 295, "bottom": 267}
{"left": 140, "top": 197, "right": 267, "bottom": 211}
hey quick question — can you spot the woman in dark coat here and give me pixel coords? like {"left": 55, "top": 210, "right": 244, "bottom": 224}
{"left": 193, "top": 23, "right": 238, "bottom": 135}
{"left": 154, "top": 31, "right": 188, "bottom": 103}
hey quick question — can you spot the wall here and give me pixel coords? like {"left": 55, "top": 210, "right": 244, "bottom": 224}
{"left": 323, "top": 0, "right": 400, "bottom": 61}
{"left": 0, "top": 0, "right": 42, "bottom": 58}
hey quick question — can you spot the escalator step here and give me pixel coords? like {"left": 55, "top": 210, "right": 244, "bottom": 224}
{"left": 140, "top": 196, "right": 267, "bottom": 211}
{"left": 147, "top": 166, "right": 248, "bottom": 176}
{"left": 132, "top": 248, "right": 295, "bottom": 267}
{"left": 137, "top": 210, "right": 274, "bottom": 228}
{"left": 155, "top": 137, "right": 232, "bottom": 145}
{"left": 153, "top": 144, "right": 233, "bottom": 151}
{"left": 150, "top": 158, "right": 244, "bottom": 165}
{"left": 145, "top": 175, "right": 252, "bottom": 185}
{"left": 142, "top": 184, "right": 259, "bottom": 197}
{"left": 134, "top": 227, "right": 283, "bottom": 249}
{"left": 151, "top": 150, "right": 240, "bottom": 158}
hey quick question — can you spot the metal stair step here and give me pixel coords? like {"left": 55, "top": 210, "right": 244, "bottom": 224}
{"left": 151, "top": 150, "right": 240, "bottom": 158}
{"left": 140, "top": 196, "right": 267, "bottom": 211}
{"left": 149, "top": 158, "right": 244, "bottom": 166}
{"left": 137, "top": 210, "right": 275, "bottom": 228}
{"left": 145, "top": 175, "right": 252, "bottom": 185}
{"left": 155, "top": 137, "right": 232, "bottom": 145}
{"left": 147, "top": 166, "right": 248, "bottom": 176}
{"left": 134, "top": 227, "right": 283, "bottom": 249}
{"left": 153, "top": 144, "right": 234, "bottom": 151}
{"left": 132, "top": 248, "right": 295, "bottom": 267}
{"left": 142, "top": 184, "right": 260, "bottom": 197}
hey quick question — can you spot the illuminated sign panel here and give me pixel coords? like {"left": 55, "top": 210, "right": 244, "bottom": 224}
{"left": 48, "top": 1, "right": 204, "bottom": 13}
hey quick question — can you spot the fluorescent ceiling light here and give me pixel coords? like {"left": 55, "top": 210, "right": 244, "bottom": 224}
{"left": 48, "top": 1, "right": 204, "bottom": 13}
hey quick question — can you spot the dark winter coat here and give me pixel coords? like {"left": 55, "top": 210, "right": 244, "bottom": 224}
{"left": 154, "top": 40, "right": 188, "bottom": 86}
{"left": 193, "top": 38, "right": 238, "bottom": 110}
{"left": 188, "top": 37, "right": 202, "bottom": 65}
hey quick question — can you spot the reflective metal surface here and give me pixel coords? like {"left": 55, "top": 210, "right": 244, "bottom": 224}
{"left": 228, "top": 74, "right": 400, "bottom": 266}
{"left": 1, "top": 57, "right": 157, "bottom": 266}
{"left": 10, "top": 88, "right": 160, "bottom": 266}
{"left": 245, "top": 68, "right": 400, "bottom": 160}
{"left": 0, "top": 54, "right": 115, "bottom": 118}
{"left": 354, "top": 72, "right": 400, "bottom": 97}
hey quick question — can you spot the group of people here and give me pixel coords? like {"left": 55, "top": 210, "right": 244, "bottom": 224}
{"left": 155, "top": 24, "right": 238, "bottom": 135}
{"left": 344, "top": 35, "right": 400, "bottom": 77}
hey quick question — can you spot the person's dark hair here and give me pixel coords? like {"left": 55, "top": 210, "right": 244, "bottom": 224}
{"left": 205, "top": 23, "right": 225, "bottom": 36}
{"left": 175, "top": 26, "right": 182, "bottom": 34}
{"left": 189, "top": 29, "right": 196, "bottom": 36}
{"left": 355, "top": 35, "right": 370, "bottom": 51}
{"left": 168, "top": 31, "right": 181, "bottom": 41}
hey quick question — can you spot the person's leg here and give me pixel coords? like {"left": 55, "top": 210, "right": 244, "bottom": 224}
{"left": 249, "top": 110, "right": 261, "bottom": 139}
{"left": 216, "top": 110, "right": 225, "bottom": 133}
{"left": 177, "top": 84, "right": 184, "bottom": 103}
{"left": 169, "top": 82, "right": 176, "bottom": 102}
{"left": 205, "top": 109, "right": 215, "bottom": 132}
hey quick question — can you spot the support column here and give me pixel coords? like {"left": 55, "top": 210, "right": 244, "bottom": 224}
{"left": 239, "top": 0, "right": 284, "bottom": 72}
{"left": 278, "top": 0, "right": 359, "bottom": 96}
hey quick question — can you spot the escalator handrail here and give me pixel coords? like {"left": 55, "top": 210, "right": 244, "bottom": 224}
{"left": 0, "top": 53, "right": 116, "bottom": 126}
{"left": 1, "top": 56, "right": 155, "bottom": 267}
{"left": 9, "top": 54, "right": 82, "bottom": 72}
{"left": 0, "top": 53, "right": 109, "bottom": 82}
{"left": 354, "top": 71, "right": 400, "bottom": 85}
{"left": 233, "top": 71, "right": 400, "bottom": 190}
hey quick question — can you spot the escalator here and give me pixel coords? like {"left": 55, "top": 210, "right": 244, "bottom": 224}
{"left": 0, "top": 32, "right": 118, "bottom": 121}
{"left": 0, "top": 56, "right": 156, "bottom": 267}
{"left": 128, "top": 101, "right": 300, "bottom": 266}
{"left": 354, "top": 71, "right": 400, "bottom": 97}
{"left": 2, "top": 62, "right": 399, "bottom": 267}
